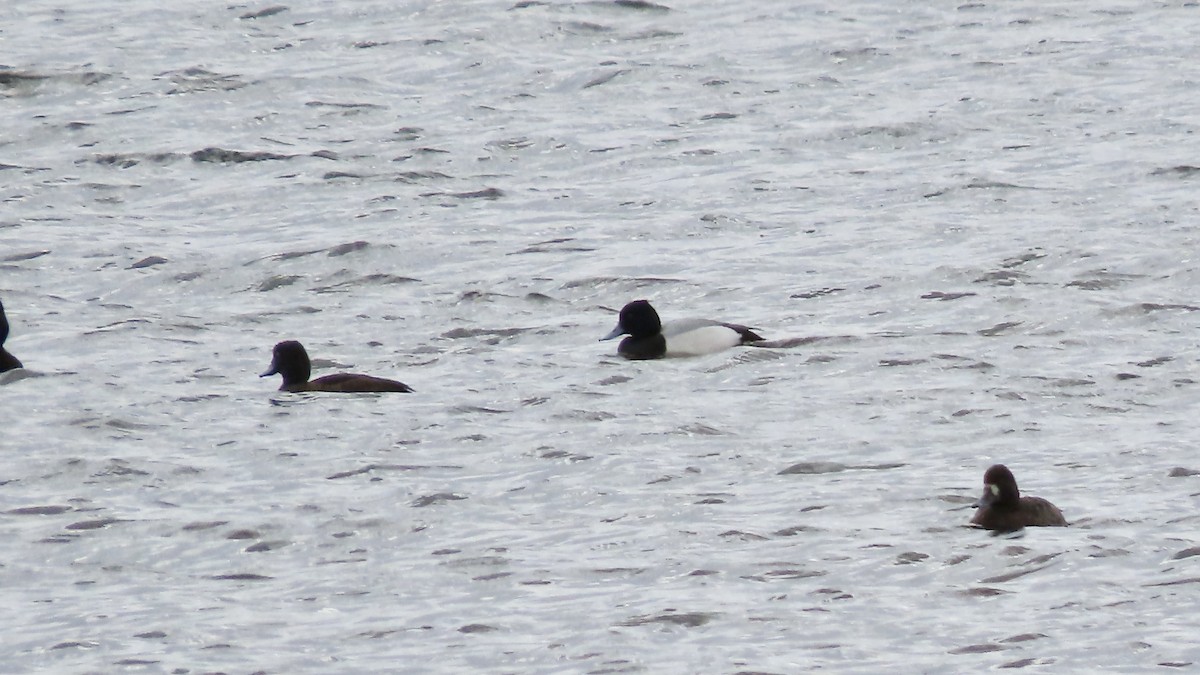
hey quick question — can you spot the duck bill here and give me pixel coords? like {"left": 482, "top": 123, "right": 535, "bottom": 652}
{"left": 599, "top": 324, "right": 625, "bottom": 341}
{"left": 260, "top": 362, "right": 278, "bottom": 378}
{"left": 973, "top": 484, "right": 997, "bottom": 509}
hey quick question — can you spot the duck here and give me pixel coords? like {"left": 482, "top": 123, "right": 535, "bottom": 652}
{"left": 0, "top": 298, "right": 23, "bottom": 372}
{"left": 970, "top": 464, "right": 1067, "bottom": 532}
{"left": 260, "top": 340, "right": 413, "bottom": 393}
{"left": 600, "top": 299, "right": 764, "bottom": 360}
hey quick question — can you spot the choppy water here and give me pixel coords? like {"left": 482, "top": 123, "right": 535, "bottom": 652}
{"left": 3, "top": 0, "right": 1200, "bottom": 672}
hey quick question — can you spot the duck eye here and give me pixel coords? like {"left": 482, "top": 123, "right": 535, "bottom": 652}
{"left": 989, "top": 484, "right": 1000, "bottom": 496}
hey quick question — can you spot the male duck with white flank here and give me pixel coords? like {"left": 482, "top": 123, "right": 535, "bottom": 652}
{"left": 600, "top": 299, "right": 764, "bottom": 360}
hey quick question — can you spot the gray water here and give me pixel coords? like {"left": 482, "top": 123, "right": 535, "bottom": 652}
{"left": 3, "top": 0, "right": 1200, "bottom": 672}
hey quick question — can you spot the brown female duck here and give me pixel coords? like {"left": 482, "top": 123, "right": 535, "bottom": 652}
{"left": 970, "top": 464, "right": 1067, "bottom": 532}
{"left": 0, "top": 299, "right": 23, "bottom": 372}
{"left": 261, "top": 340, "right": 412, "bottom": 393}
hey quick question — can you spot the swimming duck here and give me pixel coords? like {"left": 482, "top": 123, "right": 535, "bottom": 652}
{"left": 261, "top": 340, "right": 413, "bottom": 393}
{"left": 970, "top": 464, "right": 1067, "bottom": 532}
{"left": 600, "top": 299, "right": 764, "bottom": 360}
{"left": 0, "top": 299, "right": 22, "bottom": 372}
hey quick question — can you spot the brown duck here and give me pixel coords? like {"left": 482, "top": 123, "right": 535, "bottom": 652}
{"left": 261, "top": 340, "right": 413, "bottom": 393}
{"left": 970, "top": 464, "right": 1067, "bottom": 532}
{"left": 0, "top": 299, "right": 23, "bottom": 373}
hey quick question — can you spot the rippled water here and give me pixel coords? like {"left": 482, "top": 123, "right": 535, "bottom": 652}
{"left": 4, "top": 0, "right": 1200, "bottom": 671}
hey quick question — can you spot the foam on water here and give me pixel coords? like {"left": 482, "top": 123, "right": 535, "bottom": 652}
{"left": 3, "top": 0, "right": 1200, "bottom": 671}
